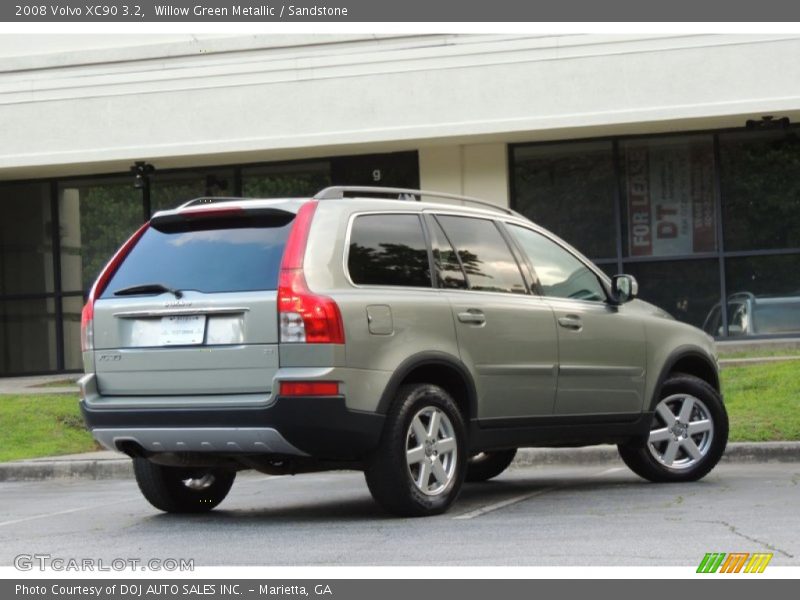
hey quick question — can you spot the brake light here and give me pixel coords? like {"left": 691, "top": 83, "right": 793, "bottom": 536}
{"left": 180, "top": 206, "right": 244, "bottom": 219}
{"left": 277, "top": 201, "right": 345, "bottom": 344}
{"left": 80, "top": 222, "right": 149, "bottom": 352}
{"left": 279, "top": 381, "right": 340, "bottom": 396}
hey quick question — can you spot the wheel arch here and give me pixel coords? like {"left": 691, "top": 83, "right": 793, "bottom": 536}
{"left": 650, "top": 346, "right": 720, "bottom": 411}
{"left": 376, "top": 351, "right": 478, "bottom": 422}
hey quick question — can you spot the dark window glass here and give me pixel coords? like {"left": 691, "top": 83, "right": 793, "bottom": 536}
{"left": 719, "top": 130, "right": 800, "bottom": 251}
{"left": 428, "top": 219, "right": 466, "bottom": 289}
{"left": 0, "top": 298, "right": 58, "bottom": 375}
{"left": 508, "top": 225, "right": 606, "bottom": 302}
{"left": 621, "top": 135, "right": 717, "bottom": 258}
{"left": 724, "top": 254, "right": 800, "bottom": 336}
{"left": 348, "top": 214, "right": 431, "bottom": 288}
{"left": 436, "top": 216, "right": 526, "bottom": 294}
{"left": 62, "top": 295, "right": 83, "bottom": 371}
{"left": 243, "top": 162, "right": 331, "bottom": 198}
{"left": 59, "top": 178, "right": 142, "bottom": 294}
{"left": 513, "top": 141, "right": 617, "bottom": 259}
{"left": 0, "top": 182, "right": 55, "bottom": 295}
{"left": 597, "top": 263, "right": 619, "bottom": 279}
{"left": 101, "top": 215, "right": 293, "bottom": 297}
{"left": 624, "top": 259, "right": 720, "bottom": 329}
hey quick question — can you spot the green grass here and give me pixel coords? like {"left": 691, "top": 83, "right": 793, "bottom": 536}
{"left": 721, "top": 360, "right": 800, "bottom": 441}
{"left": 0, "top": 360, "right": 798, "bottom": 462}
{"left": 0, "top": 394, "right": 97, "bottom": 462}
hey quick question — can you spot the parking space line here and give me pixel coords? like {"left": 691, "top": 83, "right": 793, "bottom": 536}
{"left": 452, "top": 487, "right": 558, "bottom": 520}
{"left": 452, "top": 466, "right": 626, "bottom": 520}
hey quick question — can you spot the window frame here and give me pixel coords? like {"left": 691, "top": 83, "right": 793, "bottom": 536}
{"left": 426, "top": 211, "right": 534, "bottom": 297}
{"left": 422, "top": 213, "right": 469, "bottom": 291}
{"left": 342, "top": 210, "right": 437, "bottom": 291}
{"left": 499, "top": 219, "right": 612, "bottom": 305}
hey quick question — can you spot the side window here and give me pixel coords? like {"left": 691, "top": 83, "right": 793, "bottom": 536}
{"left": 348, "top": 214, "right": 431, "bottom": 287}
{"left": 436, "top": 215, "right": 527, "bottom": 294}
{"left": 428, "top": 218, "right": 467, "bottom": 289}
{"left": 507, "top": 224, "right": 607, "bottom": 302}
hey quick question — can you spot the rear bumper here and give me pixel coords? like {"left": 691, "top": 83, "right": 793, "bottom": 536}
{"left": 79, "top": 377, "right": 384, "bottom": 461}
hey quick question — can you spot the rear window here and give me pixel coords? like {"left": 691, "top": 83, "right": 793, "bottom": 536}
{"left": 101, "top": 214, "right": 293, "bottom": 297}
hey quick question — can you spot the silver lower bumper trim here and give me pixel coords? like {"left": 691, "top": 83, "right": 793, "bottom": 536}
{"left": 92, "top": 427, "right": 308, "bottom": 456}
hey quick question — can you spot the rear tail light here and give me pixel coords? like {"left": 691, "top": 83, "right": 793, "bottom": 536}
{"left": 80, "top": 303, "right": 94, "bottom": 352}
{"left": 277, "top": 201, "right": 345, "bottom": 344}
{"left": 279, "top": 381, "right": 340, "bottom": 396}
{"left": 80, "top": 223, "right": 149, "bottom": 352}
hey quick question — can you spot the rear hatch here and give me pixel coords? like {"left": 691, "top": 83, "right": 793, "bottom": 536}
{"left": 91, "top": 204, "right": 297, "bottom": 396}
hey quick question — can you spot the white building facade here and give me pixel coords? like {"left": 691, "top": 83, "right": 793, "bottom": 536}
{"left": 2, "top": 33, "right": 800, "bottom": 375}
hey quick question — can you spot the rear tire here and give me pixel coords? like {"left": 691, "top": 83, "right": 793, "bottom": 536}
{"left": 465, "top": 449, "right": 517, "bottom": 482}
{"left": 618, "top": 373, "right": 728, "bottom": 483}
{"left": 364, "top": 384, "right": 467, "bottom": 517}
{"left": 133, "top": 458, "right": 236, "bottom": 513}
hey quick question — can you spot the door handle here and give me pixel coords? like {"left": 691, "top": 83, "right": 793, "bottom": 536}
{"left": 457, "top": 309, "right": 486, "bottom": 325}
{"left": 557, "top": 315, "right": 583, "bottom": 331}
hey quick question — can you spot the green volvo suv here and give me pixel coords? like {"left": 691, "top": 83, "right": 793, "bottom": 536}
{"left": 79, "top": 186, "right": 728, "bottom": 517}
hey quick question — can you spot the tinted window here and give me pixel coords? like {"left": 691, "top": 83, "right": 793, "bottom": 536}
{"left": 725, "top": 254, "right": 800, "bottom": 336}
{"left": 508, "top": 225, "right": 606, "bottom": 302}
{"left": 348, "top": 214, "right": 431, "bottom": 287}
{"left": 428, "top": 218, "right": 467, "bottom": 289}
{"left": 513, "top": 141, "right": 617, "bottom": 259}
{"left": 101, "top": 215, "right": 293, "bottom": 297}
{"left": 625, "top": 259, "right": 720, "bottom": 329}
{"left": 436, "top": 216, "right": 526, "bottom": 294}
{"left": 720, "top": 130, "right": 800, "bottom": 251}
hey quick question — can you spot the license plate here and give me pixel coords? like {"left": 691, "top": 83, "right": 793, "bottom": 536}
{"left": 159, "top": 315, "right": 206, "bottom": 346}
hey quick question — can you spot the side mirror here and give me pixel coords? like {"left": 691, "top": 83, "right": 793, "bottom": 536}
{"left": 611, "top": 274, "right": 638, "bottom": 304}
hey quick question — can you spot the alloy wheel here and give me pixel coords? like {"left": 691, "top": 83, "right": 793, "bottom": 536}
{"left": 647, "top": 394, "right": 714, "bottom": 470}
{"left": 405, "top": 406, "right": 458, "bottom": 495}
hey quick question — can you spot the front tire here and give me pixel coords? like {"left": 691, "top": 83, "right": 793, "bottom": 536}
{"left": 133, "top": 458, "right": 236, "bottom": 513}
{"left": 364, "top": 384, "right": 467, "bottom": 517}
{"left": 465, "top": 449, "right": 517, "bottom": 482}
{"left": 618, "top": 373, "right": 728, "bottom": 483}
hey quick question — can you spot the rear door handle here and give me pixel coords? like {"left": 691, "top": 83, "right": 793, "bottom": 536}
{"left": 557, "top": 315, "right": 583, "bottom": 331}
{"left": 457, "top": 309, "right": 486, "bottom": 325}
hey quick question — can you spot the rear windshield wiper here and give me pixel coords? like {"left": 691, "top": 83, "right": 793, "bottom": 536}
{"left": 113, "top": 283, "right": 184, "bottom": 298}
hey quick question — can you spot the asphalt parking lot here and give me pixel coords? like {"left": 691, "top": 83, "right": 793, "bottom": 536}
{"left": 1, "top": 462, "right": 797, "bottom": 566}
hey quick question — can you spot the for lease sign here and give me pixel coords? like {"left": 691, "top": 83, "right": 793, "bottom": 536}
{"left": 626, "top": 141, "right": 716, "bottom": 257}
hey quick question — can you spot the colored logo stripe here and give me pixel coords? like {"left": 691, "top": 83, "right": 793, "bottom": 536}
{"left": 744, "top": 553, "right": 773, "bottom": 573}
{"left": 720, "top": 553, "right": 749, "bottom": 573}
{"left": 697, "top": 552, "right": 773, "bottom": 573}
{"left": 697, "top": 553, "right": 726, "bottom": 573}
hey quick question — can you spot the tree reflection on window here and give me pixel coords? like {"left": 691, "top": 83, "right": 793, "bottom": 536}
{"left": 349, "top": 243, "right": 431, "bottom": 287}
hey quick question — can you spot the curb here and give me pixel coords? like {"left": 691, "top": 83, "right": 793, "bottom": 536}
{"left": 511, "top": 441, "right": 800, "bottom": 467}
{"left": 0, "top": 457, "right": 133, "bottom": 482}
{"left": 718, "top": 355, "right": 800, "bottom": 368}
{"left": 1, "top": 442, "right": 797, "bottom": 482}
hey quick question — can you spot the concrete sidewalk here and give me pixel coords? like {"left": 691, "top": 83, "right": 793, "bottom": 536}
{"left": 1, "top": 442, "right": 797, "bottom": 482}
{"left": 0, "top": 374, "right": 79, "bottom": 395}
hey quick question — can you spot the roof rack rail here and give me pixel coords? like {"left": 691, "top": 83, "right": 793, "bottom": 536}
{"left": 313, "top": 186, "right": 522, "bottom": 217}
{"left": 179, "top": 196, "right": 248, "bottom": 209}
